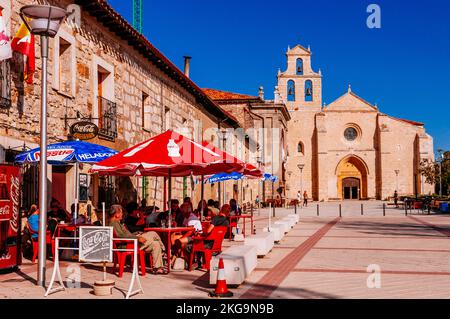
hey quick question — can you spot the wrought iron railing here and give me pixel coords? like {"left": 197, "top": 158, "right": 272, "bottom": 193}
{"left": 98, "top": 96, "right": 118, "bottom": 140}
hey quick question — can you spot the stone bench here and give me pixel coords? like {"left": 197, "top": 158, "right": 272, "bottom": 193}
{"left": 244, "top": 232, "right": 275, "bottom": 257}
{"left": 210, "top": 245, "right": 258, "bottom": 286}
{"left": 282, "top": 217, "right": 296, "bottom": 229}
{"left": 262, "top": 225, "right": 283, "bottom": 242}
{"left": 287, "top": 214, "right": 300, "bottom": 223}
{"left": 274, "top": 220, "right": 290, "bottom": 234}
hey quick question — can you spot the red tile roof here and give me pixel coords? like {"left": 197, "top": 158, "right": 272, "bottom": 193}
{"left": 203, "top": 88, "right": 261, "bottom": 102}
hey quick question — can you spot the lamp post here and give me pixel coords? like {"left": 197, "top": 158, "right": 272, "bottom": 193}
{"left": 395, "top": 170, "right": 400, "bottom": 193}
{"left": 297, "top": 164, "right": 304, "bottom": 207}
{"left": 20, "top": 4, "right": 67, "bottom": 287}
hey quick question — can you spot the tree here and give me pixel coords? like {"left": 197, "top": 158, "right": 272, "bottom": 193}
{"left": 419, "top": 151, "right": 450, "bottom": 196}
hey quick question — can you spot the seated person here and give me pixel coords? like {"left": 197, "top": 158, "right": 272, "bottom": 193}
{"left": 145, "top": 206, "right": 160, "bottom": 227}
{"left": 207, "top": 199, "right": 219, "bottom": 217}
{"left": 108, "top": 205, "right": 167, "bottom": 275}
{"left": 47, "top": 199, "right": 72, "bottom": 234}
{"left": 26, "top": 205, "right": 40, "bottom": 252}
{"left": 211, "top": 204, "right": 231, "bottom": 227}
{"left": 229, "top": 199, "right": 242, "bottom": 216}
{"left": 158, "top": 199, "right": 183, "bottom": 227}
{"left": 70, "top": 203, "right": 87, "bottom": 225}
{"left": 195, "top": 200, "right": 209, "bottom": 219}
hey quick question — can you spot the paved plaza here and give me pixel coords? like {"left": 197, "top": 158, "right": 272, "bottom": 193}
{"left": 1, "top": 201, "right": 450, "bottom": 299}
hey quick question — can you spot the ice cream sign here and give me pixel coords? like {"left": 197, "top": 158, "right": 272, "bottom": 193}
{"left": 32, "top": 149, "right": 74, "bottom": 162}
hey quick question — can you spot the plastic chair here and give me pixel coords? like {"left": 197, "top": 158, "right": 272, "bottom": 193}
{"left": 188, "top": 226, "right": 227, "bottom": 271}
{"left": 112, "top": 236, "right": 153, "bottom": 278}
{"left": 29, "top": 226, "right": 54, "bottom": 262}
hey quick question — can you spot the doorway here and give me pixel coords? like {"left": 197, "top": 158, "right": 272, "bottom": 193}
{"left": 342, "top": 177, "right": 360, "bottom": 200}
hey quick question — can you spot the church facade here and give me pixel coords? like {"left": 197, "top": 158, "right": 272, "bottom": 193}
{"left": 280, "top": 45, "right": 434, "bottom": 201}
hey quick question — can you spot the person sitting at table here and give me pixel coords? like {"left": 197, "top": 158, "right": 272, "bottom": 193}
{"left": 108, "top": 204, "right": 168, "bottom": 275}
{"left": 145, "top": 206, "right": 160, "bottom": 227}
{"left": 70, "top": 203, "right": 87, "bottom": 225}
{"left": 207, "top": 199, "right": 219, "bottom": 217}
{"left": 229, "top": 199, "right": 242, "bottom": 216}
{"left": 212, "top": 205, "right": 231, "bottom": 227}
{"left": 194, "top": 199, "right": 209, "bottom": 219}
{"left": 27, "top": 205, "right": 39, "bottom": 240}
{"left": 158, "top": 199, "right": 183, "bottom": 227}
{"left": 47, "top": 199, "right": 72, "bottom": 234}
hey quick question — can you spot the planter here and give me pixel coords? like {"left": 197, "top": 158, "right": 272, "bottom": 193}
{"left": 93, "top": 280, "right": 115, "bottom": 296}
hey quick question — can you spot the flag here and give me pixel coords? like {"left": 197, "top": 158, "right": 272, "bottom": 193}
{"left": 11, "top": 22, "right": 35, "bottom": 84}
{"left": 0, "top": 7, "right": 12, "bottom": 61}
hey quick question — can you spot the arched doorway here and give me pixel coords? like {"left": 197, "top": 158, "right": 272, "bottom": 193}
{"left": 336, "top": 156, "right": 368, "bottom": 200}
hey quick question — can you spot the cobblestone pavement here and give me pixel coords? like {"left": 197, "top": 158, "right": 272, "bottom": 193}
{"left": 1, "top": 201, "right": 449, "bottom": 299}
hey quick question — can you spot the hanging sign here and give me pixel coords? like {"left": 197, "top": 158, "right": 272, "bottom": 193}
{"left": 70, "top": 121, "right": 98, "bottom": 140}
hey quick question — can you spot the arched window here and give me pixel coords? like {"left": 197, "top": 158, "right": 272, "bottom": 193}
{"left": 297, "top": 141, "right": 304, "bottom": 154}
{"left": 296, "top": 58, "right": 303, "bottom": 75}
{"left": 287, "top": 80, "right": 295, "bottom": 102}
{"left": 305, "top": 80, "right": 313, "bottom": 102}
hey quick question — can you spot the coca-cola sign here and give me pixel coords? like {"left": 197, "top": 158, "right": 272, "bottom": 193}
{"left": 70, "top": 121, "right": 98, "bottom": 140}
{"left": 79, "top": 227, "right": 113, "bottom": 263}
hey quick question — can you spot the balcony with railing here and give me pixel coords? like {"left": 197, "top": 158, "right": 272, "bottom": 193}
{"left": 98, "top": 96, "right": 118, "bottom": 141}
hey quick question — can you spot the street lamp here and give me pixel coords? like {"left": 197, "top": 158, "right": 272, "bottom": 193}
{"left": 395, "top": 170, "right": 400, "bottom": 193}
{"left": 20, "top": 4, "right": 67, "bottom": 287}
{"left": 298, "top": 164, "right": 305, "bottom": 208}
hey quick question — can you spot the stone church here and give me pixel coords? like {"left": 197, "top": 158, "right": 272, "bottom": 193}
{"left": 280, "top": 44, "right": 434, "bottom": 201}
{"left": 206, "top": 44, "right": 435, "bottom": 202}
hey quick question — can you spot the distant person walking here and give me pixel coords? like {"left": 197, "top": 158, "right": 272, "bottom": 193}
{"left": 297, "top": 191, "right": 302, "bottom": 207}
{"left": 394, "top": 190, "right": 399, "bottom": 208}
{"left": 303, "top": 191, "right": 308, "bottom": 207}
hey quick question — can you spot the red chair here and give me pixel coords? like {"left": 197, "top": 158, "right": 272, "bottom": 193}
{"left": 112, "top": 237, "right": 153, "bottom": 278}
{"left": 188, "top": 226, "right": 227, "bottom": 271}
{"left": 29, "top": 226, "right": 54, "bottom": 262}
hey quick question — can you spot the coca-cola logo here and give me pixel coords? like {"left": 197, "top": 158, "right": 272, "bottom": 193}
{"left": 9, "top": 175, "right": 20, "bottom": 234}
{"left": 70, "top": 121, "right": 98, "bottom": 140}
{"left": 0, "top": 205, "right": 9, "bottom": 217}
{"left": 81, "top": 229, "right": 111, "bottom": 258}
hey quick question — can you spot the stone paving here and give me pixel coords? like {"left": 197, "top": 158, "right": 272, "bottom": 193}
{"left": 1, "top": 201, "right": 450, "bottom": 299}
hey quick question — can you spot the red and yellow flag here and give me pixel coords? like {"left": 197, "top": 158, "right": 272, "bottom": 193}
{"left": 11, "top": 22, "right": 35, "bottom": 84}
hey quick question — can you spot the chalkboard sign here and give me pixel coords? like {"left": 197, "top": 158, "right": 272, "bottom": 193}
{"left": 79, "top": 226, "right": 113, "bottom": 263}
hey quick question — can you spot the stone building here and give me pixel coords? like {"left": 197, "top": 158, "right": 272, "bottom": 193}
{"left": 278, "top": 45, "right": 434, "bottom": 201}
{"left": 203, "top": 88, "right": 291, "bottom": 202}
{"left": 0, "top": 0, "right": 241, "bottom": 212}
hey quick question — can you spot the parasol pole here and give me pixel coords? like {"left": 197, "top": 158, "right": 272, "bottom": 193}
{"left": 102, "top": 202, "right": 105, "bottom": 226}
{"left": 74, "top": 162, "right": 79, "bottom": 224}
{"left": 152, "top": 177, "right": 158, "bottom": 213}
{"left": 200, "top": 175, "right": 205, "bottom": 221}
{"left": 168, "top": 169, "right": 172, "bottom": 228}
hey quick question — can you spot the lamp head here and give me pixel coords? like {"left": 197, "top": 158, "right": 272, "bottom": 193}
{"left": 20, "top": 5, "right": 67, "bottom": 37}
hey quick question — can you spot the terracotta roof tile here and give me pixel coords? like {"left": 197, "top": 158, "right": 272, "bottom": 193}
{"left": 391, "top": 117, "right": 424, "bottom": 127}
{"left": 203, "top": 88, "right": 260, "bottom": 101}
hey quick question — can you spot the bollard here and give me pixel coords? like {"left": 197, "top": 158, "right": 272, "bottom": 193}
{"left": 339, "top": 204, "right": 342, "bottom": 218}
{"left": 294, "top": 203, "right": 297, "bottom": 215}
{"left": 383, "top": 203, "right": 386, "bottom": 216}
{"left": 361, "top": 204, "right": 364, "bottom": 216}
{"left": 405, "top": 202, "right": 408, "bottom": 216}
{"left": 317, "top": 204, "right": 319, "bottom": 217}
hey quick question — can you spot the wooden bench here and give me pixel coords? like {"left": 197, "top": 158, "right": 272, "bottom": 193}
{"left": 244, "top": 232, "right": 275, "bottom": 257}
{"left": 209, "top": 245, "right": 257, "bottom": 286}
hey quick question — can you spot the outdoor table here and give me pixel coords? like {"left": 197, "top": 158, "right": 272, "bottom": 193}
{"left": 144, "top": 226, "right": 194, "bottom": 273}
{"left": 228, "top": 215, "right": 254, "bottom": 240}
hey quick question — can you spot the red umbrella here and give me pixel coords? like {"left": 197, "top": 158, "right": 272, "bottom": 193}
{"left": 201, "top": 142, "right": 263, "bottom": 177}
{"left": 90, "top": 130, "right": 245, "bottom": 177}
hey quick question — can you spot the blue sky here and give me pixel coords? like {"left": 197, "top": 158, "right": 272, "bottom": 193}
{"left": 108, "top": 0, "right": 450, "bottom": 152}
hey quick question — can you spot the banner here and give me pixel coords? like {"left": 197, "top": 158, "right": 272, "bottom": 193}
{"left": 0, "top": 1, "right": 12, "bottom": 61}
